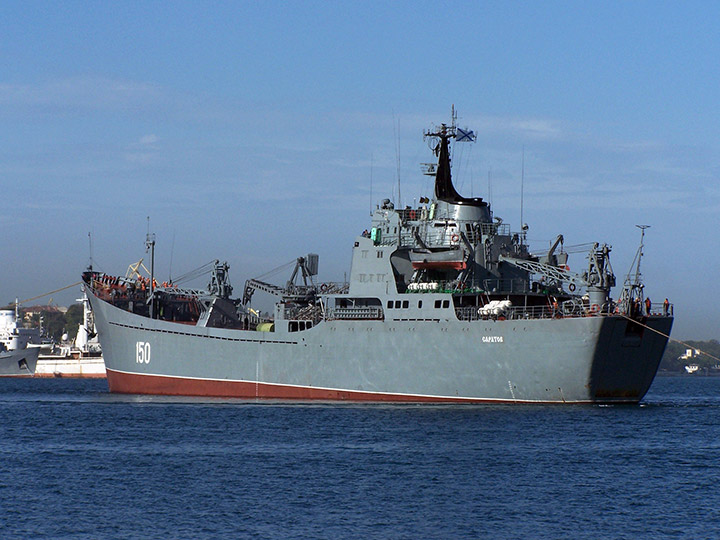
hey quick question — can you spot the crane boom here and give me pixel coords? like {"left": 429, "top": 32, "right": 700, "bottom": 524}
{"left": 499, "top": 256, "right": 586, "bottom": 291}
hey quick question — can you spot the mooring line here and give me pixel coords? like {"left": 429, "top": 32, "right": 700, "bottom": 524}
{"left": 619, "top": 313, "right": 720, "bottom": 363}
{"left": 16, "top": 282, "right": 83, "bottom": 305}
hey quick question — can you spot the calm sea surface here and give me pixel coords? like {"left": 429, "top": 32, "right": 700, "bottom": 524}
{"left": 1, "top": 375, "right": 719, "bottom": 539}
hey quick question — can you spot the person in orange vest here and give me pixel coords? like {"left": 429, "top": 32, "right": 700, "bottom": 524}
{"left": 645, "top": 297, "right": 652, "bottom": 315}
{"left": 663, "top": 298, "right": 670, "bottom": 316}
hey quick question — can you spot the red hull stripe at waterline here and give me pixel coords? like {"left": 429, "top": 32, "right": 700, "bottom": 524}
{"left": 105, "top": 368, "right": 605, "bottom": 404}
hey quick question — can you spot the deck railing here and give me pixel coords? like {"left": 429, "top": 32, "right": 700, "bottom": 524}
{"left": 455, "top": 301, "right": 673, "bottom": 322}
{"left": 325, "top": 306, "right": 384, "bottom": 321}
{"left": 404, "top": 279, "right": 529, "bottom": 294}
{"left": 455, "top": 305, "right": 555, "bottom": 321}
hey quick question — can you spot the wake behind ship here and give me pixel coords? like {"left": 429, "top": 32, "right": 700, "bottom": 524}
{"left": 84, "top": 110, "right": 673, "bottom": 403}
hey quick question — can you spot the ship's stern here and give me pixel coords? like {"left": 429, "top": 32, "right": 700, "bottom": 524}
{"left": 589, "top": 315, "right": 673, "bottom": 403}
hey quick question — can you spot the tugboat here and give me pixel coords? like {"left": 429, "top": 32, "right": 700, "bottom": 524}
{"left": 83, "top": 109, "right": 673, "bottom": 403}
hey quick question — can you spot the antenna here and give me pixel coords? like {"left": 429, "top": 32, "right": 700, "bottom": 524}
{"left": 450, "top": 104, "right": 457, "bottom": 163}
{"left": 370, "top": 152, "right": 374, "bottom": 214}
{"left": 520, "top": 146, "right": 525, "bottom": 241}
{"left": 145, "top": 216, "right": 156, "bottom": 318}
{"left": 87, "top": 231, "right": 94, "bottom": 269}
{"left": 168, "top": 229, "right": 176, "bottom": 283}
{"left": 488, "top": 167, "right": 493, "bottom": 209}
{"left": 393, "top": 114, "right": 402, "bottom": 208}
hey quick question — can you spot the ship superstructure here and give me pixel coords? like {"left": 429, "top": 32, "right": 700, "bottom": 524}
{"left": 83, "top": 110, "right": 673, "bottom": 403}
{"left": 0, "top": 303, "right": 42, "bottom": 351}
{"left": 0, "top": 303, "right": 39, "bottom": 376}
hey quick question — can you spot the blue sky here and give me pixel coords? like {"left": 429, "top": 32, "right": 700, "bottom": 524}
{"left": 1, "top": 1, "right": 718, "bottom": 339}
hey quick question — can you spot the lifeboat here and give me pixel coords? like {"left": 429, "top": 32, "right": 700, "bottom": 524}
{"left": 409, "top": 248, "right": 467, "bottom": 270}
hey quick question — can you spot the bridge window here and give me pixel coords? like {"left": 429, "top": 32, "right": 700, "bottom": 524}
{"left": 289, "top": 321, "right": 313, "bottom": 332}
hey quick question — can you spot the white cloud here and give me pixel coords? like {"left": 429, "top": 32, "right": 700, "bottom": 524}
{"left": 472, "top": 115, "right": 563, "bottom": 140}
{"left": 0, "top": 76, "right": 164, "bottom": 111}
{"left": 123, "top": 152, "right": 154, "bottom": 164}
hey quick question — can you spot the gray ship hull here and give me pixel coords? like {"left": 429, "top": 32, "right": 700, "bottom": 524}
{"left": 88, "top": 291, "right": 672, "bottom": 403}
{"left": 0, "top": 347, "right": 39, "bottom": 377}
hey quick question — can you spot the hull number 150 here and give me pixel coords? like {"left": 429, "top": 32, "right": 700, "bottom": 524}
{"left": 136, "top": 341, "right": 151, "bottom": 364}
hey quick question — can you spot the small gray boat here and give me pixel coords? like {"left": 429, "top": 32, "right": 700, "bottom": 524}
{"left": 0, "top": 346, "right": 39, "bottom": 377}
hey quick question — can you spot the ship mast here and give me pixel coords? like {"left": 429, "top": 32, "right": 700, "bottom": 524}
{"left": 620, "top": 224, "right": 649, "bottom": 311}
{"left": 520, "top": 147, "right": 525, "bottom": 245}
{"left": 146, "top": 217, "right": 156, "bottom": 319}
{"left": 424, "top": 106, "right": 479, "bottom": 205}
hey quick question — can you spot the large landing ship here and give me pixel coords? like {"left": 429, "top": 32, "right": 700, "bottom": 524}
{"left": 84, "top": 110, "right": 672, "bottom": 403}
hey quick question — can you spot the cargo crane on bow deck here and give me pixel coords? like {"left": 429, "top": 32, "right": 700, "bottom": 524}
{"left": 242, "top": 254, "right": 320, "bottom": 306}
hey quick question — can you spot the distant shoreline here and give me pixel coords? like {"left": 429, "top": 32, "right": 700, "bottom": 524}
{"left": 656, "top": 370, "right": 720, "bottom": 377}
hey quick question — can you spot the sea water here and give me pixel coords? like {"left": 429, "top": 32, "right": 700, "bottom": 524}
{"left": 1, "top": 376, "right": 719, "bottom": 539}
